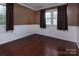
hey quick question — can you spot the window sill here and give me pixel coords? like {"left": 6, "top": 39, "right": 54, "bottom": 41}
{"left": 46, "top": 25, "right": 57, "bottom": 26}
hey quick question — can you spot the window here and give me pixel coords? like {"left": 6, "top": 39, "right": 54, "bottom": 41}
{"left": 45, "top": 8, "right": 57, "bottom": 25}
{"left": 45, "top": 12, "right": 51, "bottom": 25}
{"left": 0, "top": 4, "right": 6, "bottom": 25}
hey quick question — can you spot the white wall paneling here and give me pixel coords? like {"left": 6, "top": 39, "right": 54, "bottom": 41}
{"left": 0, "top": 25, "right": 78, "bottom": 46}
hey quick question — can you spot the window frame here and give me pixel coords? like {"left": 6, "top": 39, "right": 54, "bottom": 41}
{"left": 45, "top": 8, "right": 57, "bottom": 26}
{"left": 45, "top": 11, "right": 52, "bottom": 25}
{"left": 0, "top": 4, "right": 6, "bottom": 25}
{"left": 0, "top": 4, "right": 6, "bottom": 31}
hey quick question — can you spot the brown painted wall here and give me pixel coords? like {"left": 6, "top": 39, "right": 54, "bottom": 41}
{"left": 77, "top": 4, "right": 79, "bottom": 26}
{"left": 67, "top": 3, "right": 78, "bottom": 26}
{"left": 35, "top": 11, "right": 40, "bottom": 24}
{"left": 36, "top": 3, "right": 78, "bottom": 26}
{"left": 14, "top": 4, "right": 37, "bottom": 25}
{"left": 14, "top": 3, "right": 78, "bottom": 26}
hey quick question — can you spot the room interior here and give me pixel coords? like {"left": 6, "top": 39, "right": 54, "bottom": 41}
{"left": 0, "top": 3, "right": 79, "bottom": 56}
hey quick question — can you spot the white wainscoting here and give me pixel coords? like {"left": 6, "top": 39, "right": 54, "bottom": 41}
{"left": 0, "top": 25, "right": 78, "bottom": 45}
{"left": 77, "top": 27, "right": 79, "bottom": 48}
{"left": 34, "top": 25, "right": 78, "bottom": 43}
{"left": 0, "top": 25, "right": 36, "bottom": 45}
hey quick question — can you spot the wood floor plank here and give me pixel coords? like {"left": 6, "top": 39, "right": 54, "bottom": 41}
{"left": 0, "top": 34, "right": 78, "bottom": 56}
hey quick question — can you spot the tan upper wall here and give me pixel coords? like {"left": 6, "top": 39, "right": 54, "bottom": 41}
{"left": 14, "top": 4, "right": 37, "bottom": 25}
{"left": 14, "top": 3, "right": 78, "bottom": 26}
{"left": 35, "top": 11, "right": 40, "bottom": 24}
{"left": 67, "top": 3, "right": 78, "bottom": 26}
{"left": 77, "top": 4, "right": 79, "bottom": 26}
{"left": 36, "top": 3, "right": 78, "bottom": 26}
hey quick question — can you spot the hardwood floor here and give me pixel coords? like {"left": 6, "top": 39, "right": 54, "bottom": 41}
{"left": 0, "top": 34, "right": 78, "bottom": 56}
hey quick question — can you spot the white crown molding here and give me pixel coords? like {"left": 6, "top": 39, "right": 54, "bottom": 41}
{"left": 18, "top": 3, "right": 67, "bottom": 11}
{"left": 18, "top": 3, "right": 37, "bottom": 11}
{"left": 36, "top": 3, "right": 67, "bottom": 10}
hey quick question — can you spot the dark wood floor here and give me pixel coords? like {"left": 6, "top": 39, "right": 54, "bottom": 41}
{"left": 0, "top": 34, "right": 78, "bottom": 56}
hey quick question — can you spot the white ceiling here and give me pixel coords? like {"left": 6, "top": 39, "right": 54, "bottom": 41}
{"left": 19, "top": 3, "right": 66, "bottom": 11}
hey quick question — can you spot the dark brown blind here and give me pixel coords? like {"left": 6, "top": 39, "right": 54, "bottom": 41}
{"left": 40, "top": 9, "right": 46, "bottom": 28}
{"left": 6, "top": 3, "right": 14, "bottom": 31}
{"left": 57, "top": 5, "right": 68, "bottom": 30}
